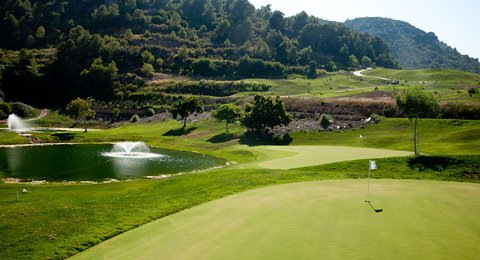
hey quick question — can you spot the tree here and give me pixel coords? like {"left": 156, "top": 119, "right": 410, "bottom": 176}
{"left": 325, "top": 61, "right": 338, "bottom": 72}
{"left": 269, "top": 11, "right": 284, "bottom": 31}
{"left": 140, "top": 63, "right": 154, "bottom": 77}
{"left": 212, "top": 103, "right": 241, "bottom": 132}
{"left": 290, "top": 11, "right": 310, "bottom": 34}
{"left": 348, "top": 54, "right": 360, "bottom": 69}
{"left": 242, "top": 95, "right": 292, "bottom": 134}
{"left": 141, "top": 50, "right": 155, "bottom": 63}
{"left": 361, "top": 56, "right": 373, "bottom": 68}
{"left": 170, "top": 98, "right": 203, "bottom": 128}
{"left": 228, "top": 19, "right": 253, "bottom": 45}
{"left": 307, "top": 60, "right": 317, "bottom": 79}
{"left": 16, "top": 49, "right": 39, "bottom": 77}
{"left": 66, "top": 97, "right": 96, "bottom": 132}
{"left": 35, "top": 26, "right": 46, "bottom": 40}
{"left": 229, "top": 0, "right": 255, "bottom": 23}
{"left": 79, "top": 57, "right": 118, "bottom": 99}
{"left": 252, "top": 39, "right": 270, "bottom": 59}
{"left": 91, "top": 4, "right": 120, "bottom": 27}
{"left": 212, "top": 19, "right": 231, "bottom": 43}
{"left": 227, "top": 0, "right": 255, "bottom": 45}
{"left": 395, "top": 87, "right": 440, "bottom": 155}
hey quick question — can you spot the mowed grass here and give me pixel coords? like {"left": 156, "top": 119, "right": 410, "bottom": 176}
{"left": 0, "top": 130, "right": 30, "bottom": 145}
{"left": 254, "top": 146, "right": 412, "bottom": 169}
{"left": 243, "top": 68, "right": 480, "bottom": 102}
{"left": 29, "top": 117, "right": 480, "bottom": 160}
{"left": 289, "top": 118, "right": 480, "bottom": 155}
{"left": 242, "top": 71, "right": 386, "bottom": 97}
{"left": 72, "top": 180, "right": 480, "bottom": 260}
{"left": 1, "top": 156, "right": 479, "bottom": 259}
{"left": 1, "top": 116, "right": 479, "bottom": 259}
{"left": 363, "top": 68, "right": 480, "bottom": 102}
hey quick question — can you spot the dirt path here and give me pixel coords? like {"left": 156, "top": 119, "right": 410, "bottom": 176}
{"left": 25, "top": 109, "right": 48, "bottom": 121}
{"left": 353, "top": 68, "right": 391, "bottom": 81}
{"left": 0, "top": 109, "right": 48, "bottom": 123}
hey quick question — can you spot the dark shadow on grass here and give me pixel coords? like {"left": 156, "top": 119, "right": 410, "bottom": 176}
{"left": 163, "top": 127, "right": 197, "bottom": 136}
{"left": 239, "top": 133, "right": 292, "bottom": 146}
{"left": 207, "top": 133, "right": 238, "bottom": 143}
{"left": 51, "top": 132, "right": 76, "bottom": 141}
{"left": 365, "top": 201, "right": 383, "bottom": 213}
{"left": 407, "top": 156, "right": 462, "bottom": 171}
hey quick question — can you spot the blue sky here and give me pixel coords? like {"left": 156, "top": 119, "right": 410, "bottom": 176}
{"left": 249, "top": 0, "right": 480, "bottom": 60}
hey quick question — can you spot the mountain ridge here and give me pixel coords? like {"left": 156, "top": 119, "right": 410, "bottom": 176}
{"left": 345, "top": 17, "right": 480, "bottom": 73}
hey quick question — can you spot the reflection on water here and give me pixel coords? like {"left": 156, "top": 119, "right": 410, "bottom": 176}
{"left": 6, "top": 147, "right": 22, "bottom": 175}
{"left": 0, "top": 144, "right": 221, "bottom": 181}
{"left": 110, "top": 156, "right": 165, "bottom": 177}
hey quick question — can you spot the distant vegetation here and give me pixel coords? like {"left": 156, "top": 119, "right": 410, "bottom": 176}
{"left": 345, "top": 17, "right": 480, "bottom": 73}
{"left": 0, "top": 0, "right": 398, "bottom": 107}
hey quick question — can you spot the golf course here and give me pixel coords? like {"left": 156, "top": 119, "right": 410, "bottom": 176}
{"left": 1, "top": 0, "right": 480, "bottom": 257}
{"left": 1, "top": 113, "right": 479, "bottom": 259}
{"left": 1, "top": 67, "right": 479, "bottom": 259}
{"left": 72, "top": 180, "right": 480, "bottom": 259}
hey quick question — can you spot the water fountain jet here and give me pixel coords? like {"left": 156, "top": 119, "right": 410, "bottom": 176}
{"left": 102, "top": 141, "right": 163, "bottom": 159}
{"left": 7, "top": 114, "right": 31, "bottom": 132}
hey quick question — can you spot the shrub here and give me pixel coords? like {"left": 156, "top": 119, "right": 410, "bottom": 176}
{"left": 468, "top": 87, "right": 479, "bottom": 95}
{"left": 164, "top": 80, "right": 271, "bottom": 96}
{"left": 11, "top": 102, "right": 35, "bottom": 118}
{"left": 140, "top": 63, "right": 154, "bottom": 78}
{"left": 370, "top": 113, "right": 381, "bottom": 123}
{"left": 441, "top": 103, "right": 480, "bottom": 119}
{"left": 320, "top": 114, "right": 333, "bottom": 129}
{"left": 112, "top": 108, "right": 121, "bottom": 119}
{"left": 145, "top": 108, "right": 155, "bottom": 117}
{"left": 0, "top": 101, "right": 12, "bottom": 119}
{"left": 130, "top": 114, "right": 140, "bottom": 123}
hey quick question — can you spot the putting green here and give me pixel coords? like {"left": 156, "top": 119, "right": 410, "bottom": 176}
{"left": 255, "top": 146, "right": 412, "bottom": 169}
{"left": 72, "top": 180, "right": 480, "bottom": 259}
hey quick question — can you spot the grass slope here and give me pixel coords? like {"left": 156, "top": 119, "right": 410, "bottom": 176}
{"left": 26, "top": 117, "right": 480, "bottom": 160}
{"left": 1, "top": 156, "right": 478, "bottom": 259}
{"left": 255, "top": 146, "right": 412, "bottom": 169}
{"left": 0, "top": 117, "right": 479, "bottom": 258}
{"left": 289, "top": 118, "right": 480, "bottom": 155}
{"left": 244, "top": 68, "right": 480, "bottom": 102}
{"left": 363, "top": 68, "right": 480, "bottom": 102}
{"left": 243, "top": 71, "right": 387, "bottom": 97}
{"left": 72, "top": 180, "right": 480, "bottom": 260}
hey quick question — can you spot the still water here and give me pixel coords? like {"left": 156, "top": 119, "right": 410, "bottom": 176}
{"left": 0, "top": 144, "right": 222, "bottom": 181}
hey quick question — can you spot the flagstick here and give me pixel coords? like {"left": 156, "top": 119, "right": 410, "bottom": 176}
{"left": 366, "top": 160, "right": 371, "bottom": 202}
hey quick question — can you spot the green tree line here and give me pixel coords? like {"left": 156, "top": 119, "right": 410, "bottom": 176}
{"left": 0, "top": 0, "right": 398, "bottom": 107}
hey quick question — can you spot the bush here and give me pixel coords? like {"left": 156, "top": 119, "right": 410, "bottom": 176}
{"left": 468, "top": 87, "right": 479, "bottom": 95}
{"left": 11, "top": 102, "right": 35, "bottom": 118}
{"left": 164, "top": 80, "right": 271, "bottom": 96}
{"left": 112, "top": 108, "right": 121, "bottom": 119}
{"left": 0, "top": 101, "right": 12, "bottom": 119}
{"left": 370, "top": 113, "right": 381, "bottom": 123}
{"left": 320, "top": 114, "right": 333, "bottom": 129}
{"left": 145, "top": 108, "right": 155, "bottom": 117}
{"left": 441, "top": 103, "right": 480, "bottom": 119}
{"left": 130, "top": 114, "right": 140, "bottom": 123}
{"left": 140, "top": 63, "right": 154, "bottom": 78}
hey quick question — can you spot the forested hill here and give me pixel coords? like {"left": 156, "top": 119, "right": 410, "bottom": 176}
{"left": 0, "top": 0, "right": 398, "bottom": 106}
{"left": 345, "top": 17, "right": 480, "bottom": 73}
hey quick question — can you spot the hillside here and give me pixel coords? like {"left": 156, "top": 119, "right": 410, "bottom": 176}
{"left": 0, "top": 0, "right": 398, "bottom": 107}
{"left": 345, "top": 17, "right": 480, "bottom": 73}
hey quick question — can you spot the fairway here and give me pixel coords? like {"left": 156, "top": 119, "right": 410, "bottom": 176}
{"left": 256, "top": 146, "right": 412, "bottom": 169}
{"left": 72, "top": 180, "right": 480, "bottom": 259}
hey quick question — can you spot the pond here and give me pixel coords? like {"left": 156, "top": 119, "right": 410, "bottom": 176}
{"left": 0, "top": 144, "right": 222, "bottom": 181}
